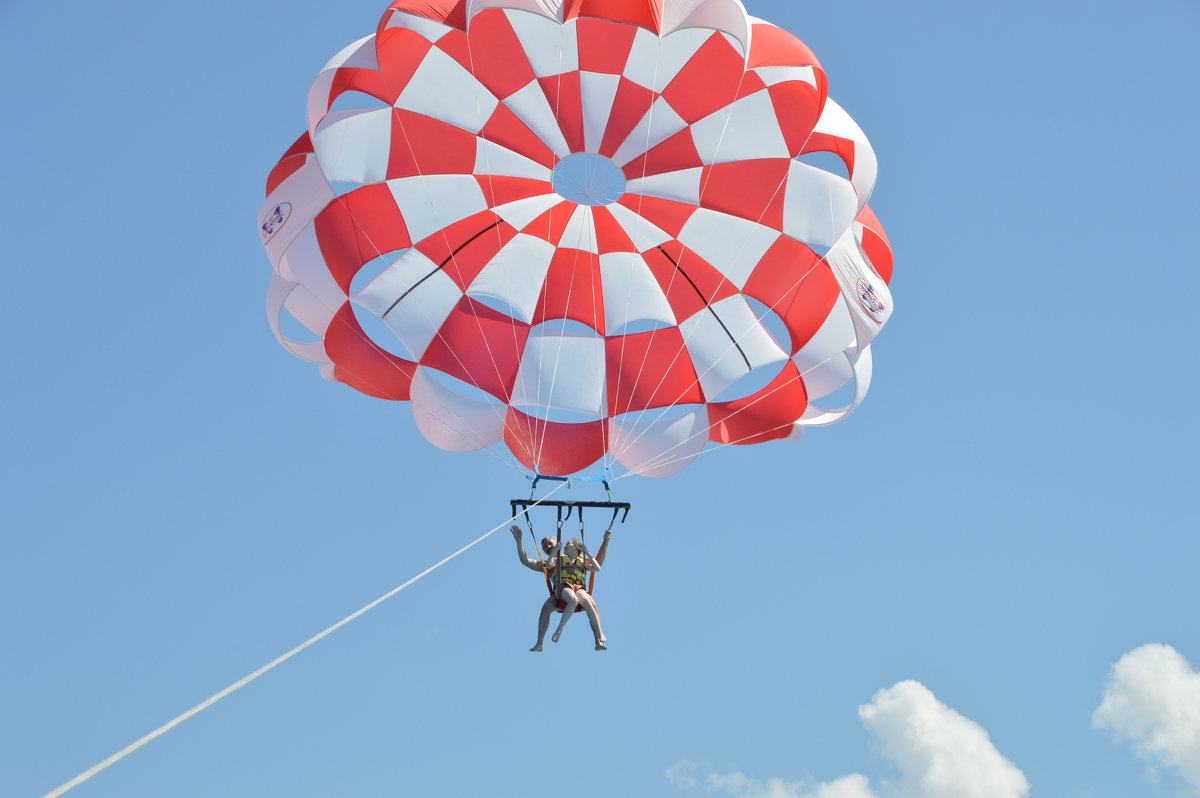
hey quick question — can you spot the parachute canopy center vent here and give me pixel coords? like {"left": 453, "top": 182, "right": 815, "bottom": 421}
{"left": 551, "top": 152, "right": 626, "bottom": 206}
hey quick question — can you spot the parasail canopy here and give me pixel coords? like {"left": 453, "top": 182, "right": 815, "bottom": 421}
{"left": 260, "top": 0, "right": 895, "bottom": 478}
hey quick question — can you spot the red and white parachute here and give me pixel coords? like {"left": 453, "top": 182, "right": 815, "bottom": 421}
{"left": 260, "top": 0, "right": 894, "bottom": 478}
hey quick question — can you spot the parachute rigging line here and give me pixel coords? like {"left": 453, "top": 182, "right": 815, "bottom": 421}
{"left": 37, "top": 482, "right": 568, "bottom": 798}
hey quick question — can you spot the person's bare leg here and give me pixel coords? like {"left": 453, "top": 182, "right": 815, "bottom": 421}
{"left": 577, "top": 593, "right": 607, "bottom": 649}
{"left": 552, "top": 589, "right": 579, "bottom": 642}
{"left": 530, "top": 597, "right": 556, "bottom": 652}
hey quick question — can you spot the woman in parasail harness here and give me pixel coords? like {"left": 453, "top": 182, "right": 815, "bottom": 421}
{"left": 511, "top": 526, "right": 610, "bottom": 651}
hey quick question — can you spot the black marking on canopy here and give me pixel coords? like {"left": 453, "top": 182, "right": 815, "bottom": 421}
{"left": 655, "top": 244, "right": 753, "bottom": 372}
{"left": 382, "top": 219, "right": 506, "bottom": 318}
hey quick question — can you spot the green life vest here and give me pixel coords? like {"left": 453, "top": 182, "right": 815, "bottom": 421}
{"left": 553, "top": 555, "right": 587, "bottom": 587}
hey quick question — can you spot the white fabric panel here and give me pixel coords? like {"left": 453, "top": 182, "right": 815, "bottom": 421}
{"left": 782, "top": 161, "right": 858, "bottom": 249}
{"left": 381, "top": 10, "right": 455, "bottom": 41}
{"left": 580, "top": 71, "right": 622, "bottom": 153}
{"left": 623, "top": 27, "right": 664, "bottom": 89}
{"left": 259, "top": 159, "right": 337, "bottom": 269}
{"left": 507, "top": 11, "right": 578, "bottom": 76}
{"left": 501, "top": 80, "right": 571, "bottom": 157}
{"left": 313, "top": 108, "right": 393, "bottom": 185}
{"left": 647, "top": 28, "right": 713, "bottom": 92}
{"left": 626, "top": 167, "right": 702, "bottom": 206}
{"left": 600, "top": 251, "right": 677, "bottom": 332}
{"left": 792, "top": 297, "right": 859, "bottom": 386}
{"left": 610, "top": 408, "right": 709, "bottom": 478}
{"left": 395, "top": 47, "right": 500, "bottom": 135}
{"left": 677, "top": 208, "right": 778, "bottom": 289}
{"left": 492, "top": 193, "right": 563, "bottom": 230}
{"left": 558, "top": 205, "right": 598, "bottom": 253}
{"left": 386, "top": 175, "right": 488, "bottom": 244}
{"left": 473, "top": 138, "right": 552, "bottom": 181}
{"left": 795, "top": 347, "right": 853, "bottom": 401}
{"left": 352, "top": 250, "right": 462, "bottom": 360}
{"left": 824, "top": 227, "right": 893, "bottom": 352}
{"left": 468, "top": 0, "right": 564, "bottom": 22}
{"left": 466, "top": 233, "right": 557, "bottom": 322}
{"left": 607, "top": 202, "right": 674, "bottom": 249}
{"left": 612, "top": 98, "right": 688, "bottom": 166}
{"left": 814, "top": 98, "right": 877, "bottom": 210}
{"left": 307, "top": 34, "right": 378, "bottom": 132}
{"left": 662, "top": 0, "right": 751, "bottom": 55}
{"left": 691, "top": 90, "right": 790, "bottom": 163}
{"left": 410, "top": 367, "right": 506, "bottom": 451}
{"left": 281, "top": 282, "right": 337, "bottom": 337}
{"left": 266, "top": 276, "right": 333, "bottom": 365}
{"left": 755, "top": 65, "right": 818, "bottom": 89}
{"left": 277, "top": 225, "right": 345, "bottom": 308}
{"left": 798, "top": 345, "right": 873, "bottom": 427}
{"left": 509, "top": 329, "right": 607, "bottom": 416}
{"left": 679, "top": 294, "right": 788, "bottom": 399}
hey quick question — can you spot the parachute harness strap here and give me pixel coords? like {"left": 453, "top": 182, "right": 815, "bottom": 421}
{"left": 39, "top": 482, "right": 570, "bottom": 798}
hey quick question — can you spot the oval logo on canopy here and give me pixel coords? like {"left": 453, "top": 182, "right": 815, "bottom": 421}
{"left": 856, "top": 278, "right": 887, "bottom": 323}
{"left": 260, "top": 202, "right": 292, "bottom": 243}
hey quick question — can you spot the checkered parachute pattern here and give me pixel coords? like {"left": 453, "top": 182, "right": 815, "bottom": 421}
{"left": 260, "top": 0, "right": 894, "bottom": 478}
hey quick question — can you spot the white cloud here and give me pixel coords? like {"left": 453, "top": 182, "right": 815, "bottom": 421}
{"left": 860, "top": 681, "right": 1029, "bottom": 798}
{"left": 668, "top": 680, "right": 1027, "bottom": 798}
{"left": 1094, "top": 643, "right": 1200, "bottom": 791}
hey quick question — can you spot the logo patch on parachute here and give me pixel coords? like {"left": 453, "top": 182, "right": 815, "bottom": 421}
{"left": 857, "top": 278, "right": 887, "bottom": 323}
{"left": 260, "top": 203, "right": 292, "bottom": 243}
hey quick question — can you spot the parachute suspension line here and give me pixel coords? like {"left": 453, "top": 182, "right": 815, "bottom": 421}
{"left": 38, "top": 482, "right": 570, "bottom": 798}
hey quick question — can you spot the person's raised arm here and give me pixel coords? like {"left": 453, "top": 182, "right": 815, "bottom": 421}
{"left": 594, "top": 528, "right": 613, "bottom": 567}
{"left": 511, "top": 525, "right": 544, "bottom": 571}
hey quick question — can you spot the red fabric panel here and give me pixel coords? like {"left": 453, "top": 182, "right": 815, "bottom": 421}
{"left": 388, "top": 109, "right": 478, "bottom": 178}
{"left": 504, "top": 409, "right": 607, "bottom": 476}
{"left": 767, "top": 81, "right": 825, "bottom": 156}
{"left": 733, "top": 70, "right": 769, "bottom": 101}
{"left": 592, "top": 207, "right": 638, "bottom": 253}
{"left": 622, "top": 127, "right": 702, "bottom": 178}
{"left": 606, "top": 328, "right": 703, "bottom": 414}
{"left": 379, "top": 0, "right": 468, "bottom": 33}
{"left": 266, "top": 133, "right": 313, "bottom": 195}
{"left": 533, "top": 247, "right": 605, "bottom": 333}
{"left": 708, "top": 361, "right": 806, "bottom": 445}
{"left": 856, "top": 205, "right": 893, "bottom": 284}
{"left": 461, "top": 10, "right": 538, "bottom": 99}
{"left": 327, "top": 59, "right": 397, "bottom": 108}
{"left": 742, "top": 237, "right": 836, "bottom": 354}
{"left": 315, "top": 185, "right": 412, "bottom": 293}
{"left": 642, "top": 243, "right": 738, "bottom": 321}
{"left": 618, "top": 195, "right": 694, "bottom": 238}
{"left": 375, "top": 28, "right": 437, "bottom": 96}
{"left": 576, "top": 18, "right": 641, "bottom": 74}
{"left": 660, "top": 33, "right": 745, "bottom": 124}
{"left": 420, "top": 298, "right": 529, "bottom": 400}
{"left": 326, "top": 303, "right": 417, "bottom": 400}
{"left": 480, "top": 104, "right": 558, "bottom": 168}
{"left": 519, "top": 200, "right": 577, "bottom": 243}
{"left": 413, "top": 211, "right": 513, "bottom": 289}
{"left": 538, "top": 73, "right": 585, "bottom": 153}
{"left": 477, "top": 175, "right": 552, "bottom": 208}
{"left": 564, "top": 0, "right": 662, "bottom": 32}
{"left": 598, "top": 77, "right": 655, "bottom": 158}
{"left": 747, "top": 22, "right": 821, "bottom": 69}
{"left": 699, "top": 159, "right": 791, "bottom": 231}
{"left": 801, "top": 131, "right": 856, "bottom": 178}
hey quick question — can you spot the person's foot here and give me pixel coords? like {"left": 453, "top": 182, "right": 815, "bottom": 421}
{"left": 552, "top": 630, "right": 562, "bottom": 643}
{"left": 529, "top": 644, "right": 543, "bottom": 652}
{"left": 595, "top": 641, "right": 608, "bottom": 651}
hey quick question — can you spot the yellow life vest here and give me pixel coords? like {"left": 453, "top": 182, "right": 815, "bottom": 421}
{"left": 552, "top": 555, "right": 587, "bottom": 587}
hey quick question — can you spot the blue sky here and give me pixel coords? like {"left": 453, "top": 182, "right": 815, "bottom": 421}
{"left": 2, "top": 1, "right": 1199, "bottom": 797}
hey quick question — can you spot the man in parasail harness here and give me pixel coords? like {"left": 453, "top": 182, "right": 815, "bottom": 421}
{"left": 511, "top": 526, "right": 611, "bottom": 651}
